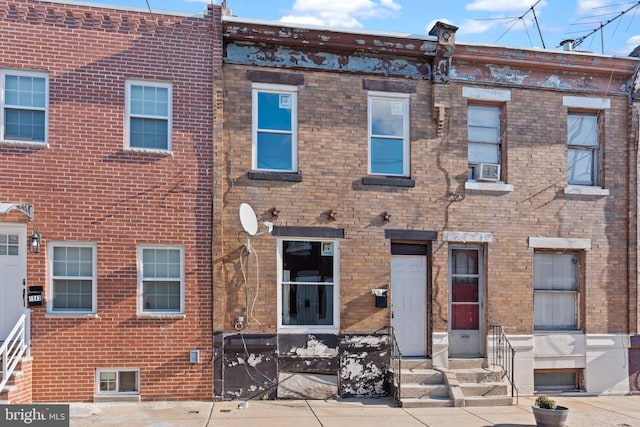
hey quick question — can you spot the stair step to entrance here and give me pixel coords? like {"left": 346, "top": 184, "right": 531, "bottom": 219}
{"left": 400, "top": 383, "right": 449, "bottom": 399}
{"left": 401, "top": 359, "right": 433, "bottom": 370}
{"left": 448, "top": 358, "right": 486, "bottom": 369}
{"left": 400, "top": 397, "right": 453, "bottom": 408}
{"left": 464, "top": 395, "right": 513, "bottom": 407}
{"left": 460, "top": 382, "right": 509, "bottom": 397}
{"left": 400, "top": 369, "right": 443, "bottom": 384}
{"left": 453, "top": 367, "right": 503, "bottom": 383}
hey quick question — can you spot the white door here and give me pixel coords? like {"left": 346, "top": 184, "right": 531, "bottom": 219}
{"left": 448, "top": 246, "right": 483, "bottom": 357}
{"left": 0, "top": 224, "right": 26, "bottom": 339}
{"left": 391, "top": 255, "right": 427, "bottom": 357}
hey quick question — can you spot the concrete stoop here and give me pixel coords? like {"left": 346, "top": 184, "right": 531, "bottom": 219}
{"left": 396, "top": 358, "right": 513, "bottom": 408}
{"left": 0, "top": 357, "right": 33, "bottom": 404}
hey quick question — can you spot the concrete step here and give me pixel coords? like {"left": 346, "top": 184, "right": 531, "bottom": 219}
{"left": 401, "top": 358, "right": 432, "bottom": 370}
{"left": 400, "top": 369, "right": 443, "bottom": 385}
{"left": 400, "top": 383, "right": 449, "bottom": 399}
{"left": 460, "top": 382, "right": 509, "bottom": 397}
{"left": 453, "top": 367, "right": 503, "bottom": 383}
{"left": 464, "top": 395, "right": 514, "bottom": 407}
{"left": 448, "top": 358, "right": 486, "bottom": 369}
{"left": 400, "top": 397, "right": 453, "bottom": 408}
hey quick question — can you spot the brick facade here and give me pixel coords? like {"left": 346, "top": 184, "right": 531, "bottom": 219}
{"left": 0, "top": 0, "right": 221, "bottom": 402}
{"left": 215, "top": 18, "right": 640, "bottom": 397}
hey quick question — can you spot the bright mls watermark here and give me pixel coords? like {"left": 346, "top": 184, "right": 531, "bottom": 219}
{"left": 0, "top": 405, "right": 69, "bottom": 427}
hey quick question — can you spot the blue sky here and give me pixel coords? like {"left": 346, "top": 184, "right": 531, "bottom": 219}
{"left": 71, "top": 0, "right": 640, "bottom": 56}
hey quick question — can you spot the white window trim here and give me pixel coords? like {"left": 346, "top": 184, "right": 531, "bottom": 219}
{"left": 367, "top": 91, "right": 410, "bottom": 177}
{"left": 443, "top": 231, "right": 493, "bottom": 243}
{"left": 46, "top": 241, "right": 97, "bottom": 315}
{"left": 563, "top": 185, "right": 609, "bottom": 196}
{"left": 528, "top": 237, "right": 591, "bottom": 250}
{"left": 563, "top": 96, "right": 610, "bottom": 110}
{"left": 465, "top": 181, "right": 513, "bottom": 192}
{"left": 277, "top": 238, "right": 340, "bottom": 333}
{"left": 96, "top": 368, "right": 140, "bottom": 395}
{"left": 462, "top": 87, "right": 511, "bottom": 102}
{"left": 252, "top": 82, "right": 299, "bottom": 172}
{"left": 125, "top": 79, "right": 172, "bottom": 153}
{"left": 0, "top": 69, "right": 49, "bottom": 146}
{"left": 137, "top": 244, "right": 185, "bottom": 316}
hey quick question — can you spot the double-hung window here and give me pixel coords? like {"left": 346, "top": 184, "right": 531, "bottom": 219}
{"left": 48, "top": 242, "right": 97, "bottom": 314}
{"left": 126, "top": 80, "right": 172, "bottom": 151}
{"left": 368, "top": 92, "right": 410, "bottom": 176}
{"left": 567, "top": 113, "right": 599, "bottom": 186}
{"left": 534, "top": 252, "right": 580, "bottom": 330}
{"left": 252, "top": 83, "right": 298, "bottom": 172}
{"left": 138, "top": 246, "right": 184, "bottom": 315}
{"left": 1, "top": 70, "right": 48, "bottom": 144}
{"left": 468, "top": 105, "right": 502, "bottom": 181}
{"left": 279, "top": 240, "right": 339, "bottom": 331}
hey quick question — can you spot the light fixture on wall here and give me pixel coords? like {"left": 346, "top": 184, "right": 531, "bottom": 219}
{"left": 327, "top": 209, "right": 337, "bottom": 221}
{"left": 30, "top": 230, "right": 41, "bottom": 254}
{"left": 381, "top": 211, "right": 391, "bottom": 222}
{"left": 271, "top": 207, "right": 280, "bottom": 218}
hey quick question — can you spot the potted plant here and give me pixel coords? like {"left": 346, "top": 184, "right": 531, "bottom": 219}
{"left": 532, "top": 395, "right": 569, "bottom": 427}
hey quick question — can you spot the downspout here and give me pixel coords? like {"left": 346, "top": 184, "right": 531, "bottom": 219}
{"left": 630, "top": 61, "right": 640, "bottom": 338}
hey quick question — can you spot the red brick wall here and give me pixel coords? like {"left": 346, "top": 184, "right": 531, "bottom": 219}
{"left": 0, "top": 0, "right": 220, "bottom": 401}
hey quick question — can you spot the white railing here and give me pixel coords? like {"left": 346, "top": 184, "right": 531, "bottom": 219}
{"left": 0, "top": 310, "right": 30, "bottom": 392}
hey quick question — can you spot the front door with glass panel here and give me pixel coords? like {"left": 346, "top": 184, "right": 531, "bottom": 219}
{"left": 448, "top": 246, "right": 483, "bottom": 357}
{"left": 0, "top": 224, "right": 26, "bottom": 339}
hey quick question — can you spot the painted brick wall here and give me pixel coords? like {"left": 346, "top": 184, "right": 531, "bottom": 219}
{"left": 214, "top": 61, "right": 635, "bottom": 339}
{"left": 0, "top": 0, "right": 221, "bottom": 401}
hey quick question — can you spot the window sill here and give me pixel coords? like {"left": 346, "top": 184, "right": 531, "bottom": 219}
{"left": 137, "top": 313, "right": 186, "bottom": 319}
{"left": 362, "top": 176, "right": 415, "bottom": 187}
{"left": 46, "top": 312, "right": 98, "bottom": 318}
{"left": 278, "top": 326, "right": 339, "bottom": 334}
{"left": 248, "top": 171, "right": 302, "bottom": 182}
{"left": 0, "top": 140, "right": 48, "bottom": 149}
{"left": 465, "top": 181, "right": 513, "bottom": 192}
{"left": 534, "top": 330, "right": 583, "bottom": 335}
{"left": 93, "top": 394, "right": 140, "bottom": 403}
{"left": 563, "top": 185, "right": 609, "bottom": 196}
{"left": 123, "top": 147, "right": 172, "bottom": 156}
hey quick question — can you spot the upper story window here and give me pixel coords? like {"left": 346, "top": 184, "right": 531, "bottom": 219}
{"left": 48, "top": 242, "right": 97, "bottom": 314}
{"left": 468, "top": 104, "right": 502, "bottom": 182}
{"left": 278, "top": 239, "right": 339, "bottom": 332}
{"left": 567, "top": 112, "right": 600, "bottom": 186}
{"left": 125, "top": 80, "right": 172, "bottom": 152}
{"left": 138, "top": 245, "right": 184, "bottom": 315}
{"left": 252, "top": 83, "right": 298, "bottom": 172}
{"left": 1, "top": 70, "right": 48, "bottom": 144}
{"left": 368, "top": 92, "right": 410, "bottom": 177}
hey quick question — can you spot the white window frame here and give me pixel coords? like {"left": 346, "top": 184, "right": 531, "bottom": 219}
{"left": 137, "top": 245, "right": 185, "bottom": 316}
{"left": 277, "top": 238, "right": 340, "bottom": 333}
{"left": 96, "top": 368, "right": 140, "bottom": 395}
{"left": 252, "top": 83, "right": 298, "bottom": 172}
{"left": 533, "top": 251, "right": 581, "bottom": 331}
{"left": 46, "top": 241, "right": 97, "bottom": 315}
{"left": 566, "top": 111, "right": 601, "bottom": 187}
{"left": 0, "top": 69, "right": 49, "bottom": 145}
{"left": 367, "top": 91, "right": 410, "bottom": 177}
{"left": 125, "top": 79, "right": 172, "bottom": 153}
{"left": 467, "top": 104, "right": 503, "bottom": 182}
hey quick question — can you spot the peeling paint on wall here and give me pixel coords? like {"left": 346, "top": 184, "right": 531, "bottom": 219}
{"left": 226, "top": 43, "right": 431, "bottom": 78}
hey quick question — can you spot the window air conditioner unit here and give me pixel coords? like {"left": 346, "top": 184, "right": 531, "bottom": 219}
{"left": 478, "top": 163, "right": 500, "bottom": 182}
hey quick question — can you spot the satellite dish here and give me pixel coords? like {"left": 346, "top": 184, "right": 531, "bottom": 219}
{"left": 239, "top": 203, "right": 259, "bottom": 236}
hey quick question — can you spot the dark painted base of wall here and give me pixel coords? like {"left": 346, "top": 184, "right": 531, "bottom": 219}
{"left": 213, "top": 331, "right": 390, "bottom": 400}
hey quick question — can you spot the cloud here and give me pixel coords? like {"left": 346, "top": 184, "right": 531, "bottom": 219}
{"left": 575, "top": 0, "right": 612, "bottom": 16}
{"left": 466, "top": 0, "right": 547, "bottom": 13}
{"left": 621, "top": 34, "right": 640, "bottom": 55}
{"left": 456, "top": 18, "right": 501, "bottom": 36}
{"left": 279, "top": 0, "right": 401, "bottom": 29}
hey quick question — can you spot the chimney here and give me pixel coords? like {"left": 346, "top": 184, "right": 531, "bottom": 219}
{"left": 560, "top": 39, "right": 575, "bottom": 51}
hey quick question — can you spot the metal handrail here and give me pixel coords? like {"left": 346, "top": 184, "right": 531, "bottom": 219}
{"left": 0, "top": 311, "right": 30, "bottom": 392}
{"left": 489, "top": 324, "right": 519, "bottom": 404}
{"left": 388, "top": 326, "right": 402, "bottom": 404}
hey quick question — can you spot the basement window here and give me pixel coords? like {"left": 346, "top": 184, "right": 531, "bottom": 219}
{"left": 534, "top": 369, "right": 583, "bottom": 393}
{"left": 97, "top": 369, "right": 139, "bottom": 394}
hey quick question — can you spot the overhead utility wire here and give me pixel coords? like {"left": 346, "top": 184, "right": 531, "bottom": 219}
{"left": 570, "top": 0, "right": 640, "bottom": 49}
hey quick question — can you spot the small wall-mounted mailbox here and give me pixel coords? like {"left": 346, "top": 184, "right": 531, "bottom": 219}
{"left": 27, "top": 286, "right": 44, "bottom": 307}
{"left": 371, "top": 288, "right": 388, "bottom": 308}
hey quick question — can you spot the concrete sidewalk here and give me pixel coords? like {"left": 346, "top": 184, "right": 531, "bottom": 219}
{"left": 70, "top": 395, "right": 640, "bottom": 426}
